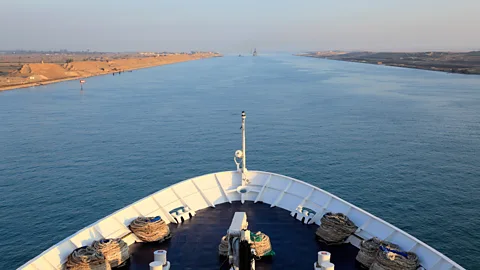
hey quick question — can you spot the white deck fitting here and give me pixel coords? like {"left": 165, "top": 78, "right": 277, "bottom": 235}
{"left": 170, "top": 206, "right": 196, "bottom": 224}
{"left": 291, "top": 206, "right": 316, "bottom": 224}
{"left": 18, "top": 170, "right": 465, "bottom": 270}
{"left": 228, "top": 212, "right": 248, "bottom": 236}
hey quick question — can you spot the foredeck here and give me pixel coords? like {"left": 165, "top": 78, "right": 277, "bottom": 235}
{"left": 18, "top": 171, "right": 464, "bottom": 270}
{"left": 119, "top": 201, "right": 361, "bottom": 270}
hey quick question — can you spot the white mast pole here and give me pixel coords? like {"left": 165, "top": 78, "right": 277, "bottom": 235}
{"left": 241, "top": 111, "right": 246, "bottom": 172}
{"left": 241, "top": 111, "right": 248, "bottom": 185}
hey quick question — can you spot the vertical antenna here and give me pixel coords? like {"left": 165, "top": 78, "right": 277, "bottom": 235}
{"left": 241, "top": 111, "right": 247, "bottom": 175}
{"left": 234, "top": 111, "right": 249, "bottom": 185}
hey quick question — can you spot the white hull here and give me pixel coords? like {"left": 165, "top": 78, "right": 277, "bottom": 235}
{"left": 18, "top": 170, "right": 464, "bottom": 270}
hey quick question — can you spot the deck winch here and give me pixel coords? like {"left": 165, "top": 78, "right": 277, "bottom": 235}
{"left": 225, "top": 212, "right": 256, "bottom": 270}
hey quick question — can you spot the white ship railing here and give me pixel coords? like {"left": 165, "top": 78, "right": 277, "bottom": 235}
{"left": 18, "top": 170, "right": 465, "bottom": 270}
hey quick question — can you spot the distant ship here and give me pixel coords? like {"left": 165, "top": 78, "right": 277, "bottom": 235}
{"left": 253, "top": 48, "right": 257, "bottom": 56}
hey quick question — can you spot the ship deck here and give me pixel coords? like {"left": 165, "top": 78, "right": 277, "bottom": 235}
{"left": 119, "top": 201, "right": 361, "bottom": 270}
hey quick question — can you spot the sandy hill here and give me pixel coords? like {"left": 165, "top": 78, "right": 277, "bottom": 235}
{"left": 18, "top": 63, "right": 78, "bottom": 80}
{"left": 65, "top": 61, "right": 112, "bottom": 76}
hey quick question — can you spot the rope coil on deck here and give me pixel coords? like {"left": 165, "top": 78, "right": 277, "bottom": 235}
{"left": 315, "top": 212, "right": 358, "bottom": 245}
{"left": 218, "top": 235, "right": 229, "bottom": 256}
{"left": 218, "top": 232, "right": 275, "bottom": 257}
{"left": 355, "top": 237, "right": 400, "bottom": 268}
{"left": 92, "top": 239, "right": 129, "bottom": 268}
{"left": 66, "top": 246, "right": 111, "bottom": 270}
{"left": 251, "top": 231, "right": 275, "bottom": 257}
{"left": 370, "top": 246, "right": 419, "bottom": 270}
{"left": 129, "top": 216, "right": 171, "bottom": 242}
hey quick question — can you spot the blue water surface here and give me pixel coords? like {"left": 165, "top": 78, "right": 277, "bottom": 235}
{"left": 0, "top": 55, "right": 479, "bottom": 269}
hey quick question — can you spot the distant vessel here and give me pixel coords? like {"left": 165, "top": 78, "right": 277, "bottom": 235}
{"left": 253, "top": 48, "right": 257, "bottom": 56}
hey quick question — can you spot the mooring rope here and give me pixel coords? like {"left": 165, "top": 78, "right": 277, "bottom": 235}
{"left": 370, "top": 247, "right": 419, "bottom": 270}
{"left": 218, "top": 231, "right": 274, "bottom": 258}
{"left": 355, "top": 237, "right": 401, "bottom": 268}
{"left": 66, "top": 246, "right": 111, "bottom": 270}
{"left": 129, "top": 216, "right": 171, "bottom": 242}
{"left": 218, "top": 235, "right": 229, "bottom": 256}
{"left": 250, "top": 231, "right": 273, "bottom": 257}
{"left": 92, "top": 239, "right": 129, "bottom": 268}
{"left": 315, "top": 212, "right": 358, "bottom": 244}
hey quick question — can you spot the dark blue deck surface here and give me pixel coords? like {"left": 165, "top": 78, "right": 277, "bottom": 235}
{"left": 120, "top": 202, "right": 360, "bottom": 270}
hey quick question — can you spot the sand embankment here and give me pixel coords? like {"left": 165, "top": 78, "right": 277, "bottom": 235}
{"left": 0, "top": 53, "right": 220, "bottom": 91}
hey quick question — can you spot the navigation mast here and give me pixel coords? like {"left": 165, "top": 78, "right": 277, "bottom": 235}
{"left": 234, "top": 111, "right": 249, "bottom": 186}
{"left": 241, "top": 111, "right": 247, "bottom": 176}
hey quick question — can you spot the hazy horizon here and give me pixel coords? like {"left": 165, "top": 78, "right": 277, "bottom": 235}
{"left": 1, "top": 0, "right": 479, "bottom": 53}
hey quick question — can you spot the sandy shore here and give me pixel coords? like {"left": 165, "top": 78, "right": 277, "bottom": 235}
{"left": 0, "top": 53, "right": 221, "bottom": 91}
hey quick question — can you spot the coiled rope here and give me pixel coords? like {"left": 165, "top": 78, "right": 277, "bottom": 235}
{"left": 66, "top": 246, "right": 111, "bottom": 270}
{"left": 92, "top": 239, "right": 129, "bottom": 268}
{"left": 129, "top": 216, "right": 171, "bottom": 242}
{"left": 218, "top": 235, "right": 229, "bottom": 256}
{"left": 355, "top": 237, "right": 400, "bottom": 268}
{"left": 370, "top": 247, "right": 419, "bottom": 270}
{"left": 315, "top": 212, "right": 358, "bottom": 244}
{"left": 251, "top": 231, "right": 274, "bottom": 257}
{"left": 218, "top": 232, "right": 275, "bottom": 258}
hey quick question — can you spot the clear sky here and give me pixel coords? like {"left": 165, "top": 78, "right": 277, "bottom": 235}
{"left": 1, "top": 0, "right": 479, "bottom": 53}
